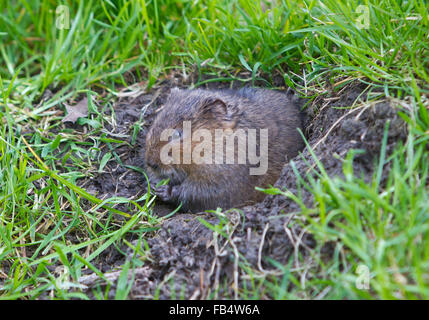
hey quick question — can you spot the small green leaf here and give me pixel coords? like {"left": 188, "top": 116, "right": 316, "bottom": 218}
{"left": 99, "top": 152, "right": 112, "bottom": 172}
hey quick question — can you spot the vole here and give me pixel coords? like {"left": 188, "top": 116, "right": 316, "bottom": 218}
{"left": 145, "top": 87, "right": 304, "bottom": 212}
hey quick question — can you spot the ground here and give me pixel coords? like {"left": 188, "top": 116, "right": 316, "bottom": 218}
{"left": 0, "top": 0, "right": 427, "bottom": 300}
{"left": 60, "top": 77, "right": 407, "bottom": 299}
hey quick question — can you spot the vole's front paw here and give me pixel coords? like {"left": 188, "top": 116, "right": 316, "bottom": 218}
{"left": 154, "top": 185, "right": 178, "bottom": 203}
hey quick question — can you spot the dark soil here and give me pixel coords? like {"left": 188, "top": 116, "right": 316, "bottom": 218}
{"left": 75, "top": 78, "right": 407, "bottom": 299}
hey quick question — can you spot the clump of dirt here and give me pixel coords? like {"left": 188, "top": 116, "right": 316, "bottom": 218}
{"left": 75, "top": 79, "right": 407, "bottom": 299}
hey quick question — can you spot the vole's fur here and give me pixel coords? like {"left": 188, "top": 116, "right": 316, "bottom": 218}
{"left": 145, "top": 87, "right": 304, "bottom": 212}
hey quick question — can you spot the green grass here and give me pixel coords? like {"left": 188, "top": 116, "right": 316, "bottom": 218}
{"left": 262, "top": 109, "right": 429, "bottom": 299}
{"left": 0, "top": 0, "right": 428, "bottom": 299}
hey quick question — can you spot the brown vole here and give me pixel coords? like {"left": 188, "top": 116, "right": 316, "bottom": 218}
{"left": 145, "top": 87, "right": 304, "bottom": 212}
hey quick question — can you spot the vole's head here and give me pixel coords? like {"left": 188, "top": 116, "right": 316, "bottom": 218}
{"left": 145, "top": 88, "right": 240, "bottom": 184}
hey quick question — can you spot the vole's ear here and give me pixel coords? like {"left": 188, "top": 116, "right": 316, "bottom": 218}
{"left": 200, "top": 97, "right": 237, "bottom": 119}
{"left": 199, "top": 97, "right": 237, "bottom": 128}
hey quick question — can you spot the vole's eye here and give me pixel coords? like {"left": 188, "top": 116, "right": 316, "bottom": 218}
{"left": 171, "top": 129, "right": 182, "bottom": 140}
